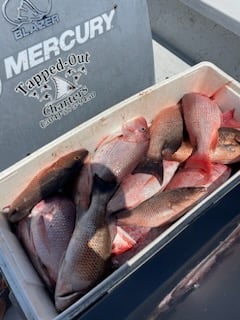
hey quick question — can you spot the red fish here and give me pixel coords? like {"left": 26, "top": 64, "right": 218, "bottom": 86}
{"left": 107, "top": 160, "right": 179, "bottom": 213}
{"left": 135, "top": 105, "right": 183, "bottom": 183}
{"left": 166, "top": 163, "right": 231, "bottom": 193}
{"left": 165, "top": 127, "right": 240, "bottom": 165}
{"left": 92, "top": 116, "right": 150, "bottom": 183}
{"left": 182, "top": 93, "right": 222, "bottom": 174}
{"left": 221, "top": 109, "right": 240, "bottom": 128}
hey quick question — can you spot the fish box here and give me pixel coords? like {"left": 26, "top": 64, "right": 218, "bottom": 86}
{"left": 0, "top": 61, "right": 239, "bottom": 320}
{"left": 120, "top": 184, "right": 240, "bottom": 320}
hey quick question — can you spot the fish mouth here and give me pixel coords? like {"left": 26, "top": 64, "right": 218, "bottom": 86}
{"left": 5, "top": 207, "right": 29, "bottom": 223}
{"left": 55, "top": 291, "right": 83, "bottom": 312}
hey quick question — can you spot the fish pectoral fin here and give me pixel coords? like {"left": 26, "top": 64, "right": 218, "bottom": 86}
{"left": 94, "top": 132, "right": 122, "bottom": 151}
{"left": 93, "top": 174, "right": 117, "bottom": 192}
{"left": 133, "top": 159, "right": 164, "bottom": 184}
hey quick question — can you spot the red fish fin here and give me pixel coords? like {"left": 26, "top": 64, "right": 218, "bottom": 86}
{"left": 211, "top": 130, "right": 219, "bottom": 150}
{"left": 185, "top": 153, "right": 212, "bottom": 175}
{"left": 221, "top": 109, "right": 240, "bottom": 128}
{"left": 94, "top": 131, "right": 122, "bottom": 151}
{"left": 112, "top": 226, "right": 136, "bottom": 255}
{"left": 133, "top": 159, "right": 163, "bottom": 184}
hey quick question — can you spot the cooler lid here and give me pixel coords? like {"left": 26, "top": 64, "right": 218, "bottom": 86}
{"left": 0, "top": 0, "right": 154, "bottom": 171}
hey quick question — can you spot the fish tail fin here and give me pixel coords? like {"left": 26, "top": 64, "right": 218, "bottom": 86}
{"left": 111, "top": 226, "right": 136, "bottom": 255}
{"left": 91, "top": 174, "right": 118, "bottom": 205}
{"left": 221, "top": 109, "right": 240, "bottom": 128}
{"left": 92, "top": 174, "right": 117, "bottom": 193}
{"left": 185, "top": 153, "right": 212, "bottom": 175}
{"left": 133, "top": 159, "right": 163, "bottom": 184}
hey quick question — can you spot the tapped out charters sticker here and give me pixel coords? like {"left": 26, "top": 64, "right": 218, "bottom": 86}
{"left": 15, "top": 51, "right": 96, "bottom": 129}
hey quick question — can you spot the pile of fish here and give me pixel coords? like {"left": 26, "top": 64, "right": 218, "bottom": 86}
{"left": 3, "top": 91, "right": 240, "bottom": 312}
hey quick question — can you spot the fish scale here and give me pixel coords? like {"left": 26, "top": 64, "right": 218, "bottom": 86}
{"left": 116, "top": 187, "right": 207, "bottom": 228}
{"left": 182, "top": 93, "right": 222, "bottom": 173}
{"left": 6, "top": 149, "right": 88, "bottom": 222}
{"left": 55, "top": 174, "right": 117, "bottom": 312}
{"left": 134, "top": 104, "right": 183, "bottom": 183}
{"left": 92, "top": 116, "right": 150, "bottom": 183}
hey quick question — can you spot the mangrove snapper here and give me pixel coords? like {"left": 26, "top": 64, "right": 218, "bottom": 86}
{"left": 5, "top": 149, "right": 88, "bottom": 223}
{"left": 55, "top": 174, "right": 118, "bottom": 312}
{"left": 17, "top": 196, "right": 76, "bottom": 290}
{"left": 115, "top": 187, "right": 206, "bottom": 228}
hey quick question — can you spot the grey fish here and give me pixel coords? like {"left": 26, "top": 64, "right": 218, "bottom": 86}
{"left": 17, "top": 196, "right": 76, "bottom": 291}
{"left": 55, "top": 174, "right": 118, "bottom": 312}
{"left": 5, "top": 149, "right": 88, "bottom": 223}
{"left": 115, "top": 187, "right": 207, "bottom": 228}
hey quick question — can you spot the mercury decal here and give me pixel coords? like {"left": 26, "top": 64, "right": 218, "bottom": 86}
{"left": 2, "top": 0, "right": 59, "bottom": 40}
{"left": 3, "top": 8, "right": 116, "bottom": 79}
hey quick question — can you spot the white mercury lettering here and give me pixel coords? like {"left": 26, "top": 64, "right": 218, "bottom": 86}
{"left": 28, "top": 42, "right": 44, "bottom": 68}
{"left": 43, "top": 37, "right": 60, "bottom": 61}
{"left": 5, "top": 51, "right": 29, "bottom": 79}
{"left": 102, "top": 9, "right": 115, "bottom": 31}
{"left": 59, "top": 30, "right": 76, "bottom": 51}
{"left": 75, "top": 22, "right": 90, "bottom": 44}
{"left": 90, "top": 16, "right": 104, "bottom": 38}
{"left": 4, "top": 9, "right": 116, "bottom": 79}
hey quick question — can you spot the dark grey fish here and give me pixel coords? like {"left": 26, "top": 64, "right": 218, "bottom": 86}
{"left": 5, "top": 149, "right": 88, "bottom": 223}
{"left": 17, "top": 196, "right": 76, "bottom": 292}
{"left": 116, "top": 187, "right": 207, "bottom": 228}
{"left": 55, "top": 174, "right": 118, "bottom": 312}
